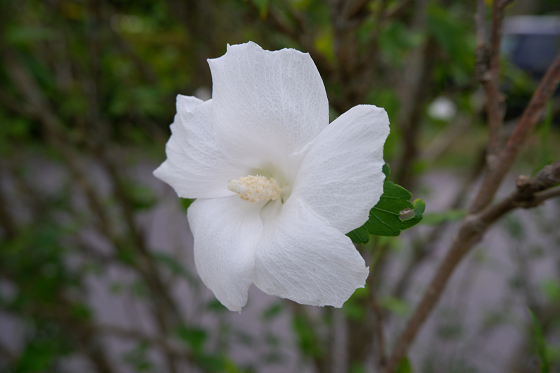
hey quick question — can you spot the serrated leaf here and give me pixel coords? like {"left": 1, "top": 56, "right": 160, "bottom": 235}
{"left": 347, "top": 164, "right": 425, "bottom": 243}
{"left": 346, "top": 225, "right": 370, "bottom": 244}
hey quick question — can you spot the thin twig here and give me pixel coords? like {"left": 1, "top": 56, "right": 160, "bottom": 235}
{"left": 367, "top": 274, "right": 387, "bottom": 371}
{"left": 534, "top": 185, "right": 560, "bottom": 202}
{"left": 3, "top": 47, "right": 185, "bottom": 373}
{"left": 384, "top": 161, "right": 560, "bottom": 373}
{"left": 392, "top": 147, "right": 486, "bottom": 301}
{"left": 0, "top": 171, "right": 18, "bottom": 240}
{"left": 470, "top": 51, "right": 560, "bottom": 214}
{"left": 476, "top": 0, "right": 507, "bottom": 163}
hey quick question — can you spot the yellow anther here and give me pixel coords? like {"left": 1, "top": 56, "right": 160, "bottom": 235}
{"left": 227, "top": 175, "right": 280, "bottom": 203}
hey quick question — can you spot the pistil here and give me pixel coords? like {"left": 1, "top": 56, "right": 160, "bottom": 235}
{"left": 227, "top": 175, "right": 281, "bottom": 203}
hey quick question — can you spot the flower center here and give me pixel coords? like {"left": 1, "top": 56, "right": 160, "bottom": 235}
{"left": 227, "top": 175, "right": 281, "bottom": 203}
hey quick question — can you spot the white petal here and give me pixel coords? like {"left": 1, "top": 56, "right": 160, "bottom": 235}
{"left": 293, "top": 105, "right": 390, "bottom": 234}
{"left": 253, "top": 194, "right": 369, "bottom": 307}
{"left": 176, "top": 94, "right": 204, "bottom": 112}
{"left": 188, "top": 196, "right": 263, "bottom": 311}
{"left": 153, "top": 98, "right": 247, "bottom": 199}
{"left": 208, "top": 42, "right": 329, "bottom": 170}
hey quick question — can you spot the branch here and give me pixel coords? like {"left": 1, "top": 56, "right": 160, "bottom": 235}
{"left": 470, "top": 51, "right": 560, "bottom": 214}
{"left": 392, "top": 147, "right": 486, "bottom": 300}
{"left": 384, "top": 161, "right": 560, "bottom": 373}
{"left": 367, "top": 273, "right": 387, "bottom": 371}
{"left": 534, "top": 185, "right": 560, "bottom": 203}
{"left": 3, "top": 49, "right": 184, "bottom": 366}
{"left": 0, "top": 172, "right": 18, "bottom": 240}
{"left": 486, "top": 0, "right": 507, "bottom": 160}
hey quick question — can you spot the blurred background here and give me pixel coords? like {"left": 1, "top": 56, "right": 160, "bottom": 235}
{"left": 0, "top": 0, "right": 559, "bottom": 372}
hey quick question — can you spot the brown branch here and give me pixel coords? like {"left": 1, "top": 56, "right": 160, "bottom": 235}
{"left": 392, "top": 148, "right": 486, "bottom": 301}
{"left": 384, "top": 161, "right": 560, "bottom": 373}
{"left": 470, "top": 51, "right": 560, "bottom": 214}
{"left": 534, "top": 184, "right": 560, "bottom": 203}
{"left": 367, "top": 274, "right": 387, "bottom": 371}
{"left": 394, "top": 38, "right": 437, "bottom": 189}
{"left": 487, "top": 0, "right": 506, "bottom": 158}
{"left": 0, "top": 170, "right": 18, "bottom": 240}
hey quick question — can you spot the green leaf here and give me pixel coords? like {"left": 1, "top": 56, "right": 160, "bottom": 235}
{"left": 426, "top": 4, "right": 474, "bottom": 72}
{"left": 128, "top": 185, "right": 157, "bottom": 211}
{"left": 122, "top": 342, "right": 153, "bottom": 372}
{"left": 540, "top": 279, "right": 560, "bottom": 302}
{"left": 395, "top": 357, "right": 413, "bottom": 373}
{"left": 529, "top": 308, "right": 550, "bottom": 373}
{"left": 347, "top": 226, "right": 370, "bottom": 244}
{"left": 347, "top": 164, "right": 425, "bottom": 243}
{"left": 261, "top": 302, "right": 284, "bottom": 321}
{"left": 181, "top": 198, "right": 195, "bottom": 212}
{"left": 206, "top": 299, "right": 228, "bottom": 313}
{"left": 176, "top": 326, "right": 207, "bottom": 352}
{"left": 250, "top": 0, "right": 269, "bottom": 18}
{"left": 349, "top": 363, "right": 368, "bottom": 373}
{"left": 379, "top": 295, "right": 410, "bottom": 317}
{"left": 116, "top": 247, "right": 137, "bottom": 265}
{"left": 342, "top": 287, "right": 368, "bottom": 320}
{"left": 16, "top": 340, "right": 57, "bottom": 373}
{"left": 7, "top": 26, "right": 57, "bottom": 45}
{"left": 70, "top": 302, "right": 92, "bottom": 321}
{"left": 292, "top": 314, "right": 322, "bottom": 358}
{"left": 195, "top": 353, "right": 227, "bottom": 373}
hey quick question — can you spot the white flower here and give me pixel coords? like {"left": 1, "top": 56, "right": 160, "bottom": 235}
{"left": 154, "top": 42, "right": 390, "bottom": 312}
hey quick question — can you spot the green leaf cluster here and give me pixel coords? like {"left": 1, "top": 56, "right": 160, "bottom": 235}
{"left": 347, "top": 164, "right": 425, "bottom": 244}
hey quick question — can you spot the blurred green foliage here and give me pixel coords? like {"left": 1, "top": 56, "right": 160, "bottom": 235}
{"left": 1, "top": 0, "right": 560, "bottom": 373}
